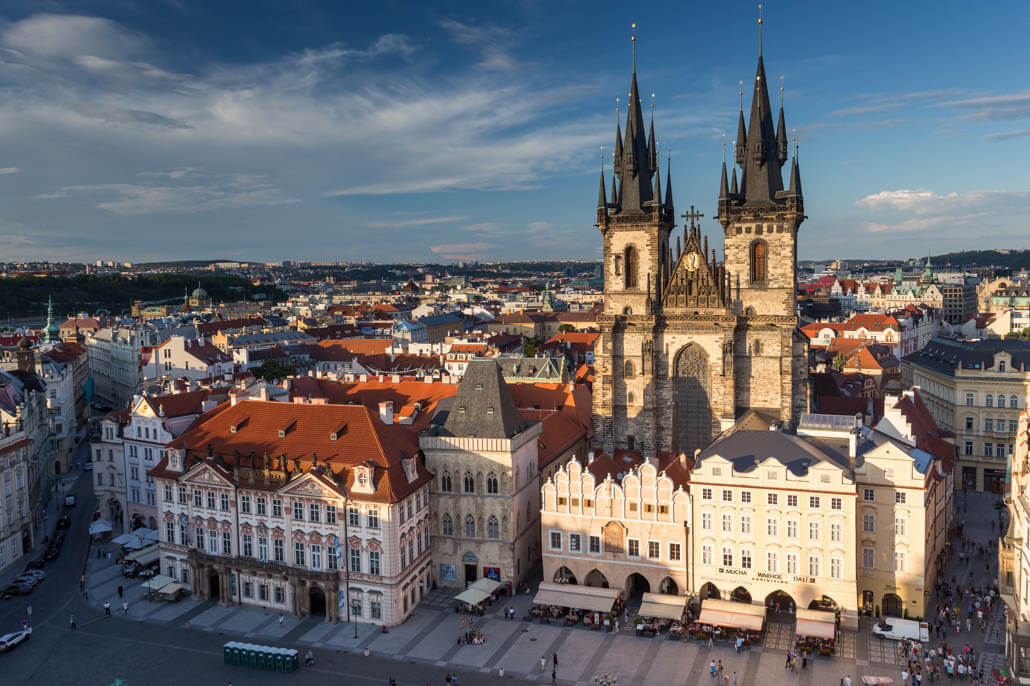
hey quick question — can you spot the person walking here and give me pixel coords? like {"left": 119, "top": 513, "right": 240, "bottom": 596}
{"left": 80, "top": 574, "right": 86, "bottom": 592}
{"left": 122, "top": 600, "right": 128, "bottom": 615}
{"left": 104, "top": 601, "right": 111, "bottom": 616}
{"left": 540, "top": 656, "right": 546, "bottom": 673}
{"left": 70, "top": 614, "right": 76, "bottom": 630}
{"left": 117, "top": 584, "right": 123, "bottom": 598}
{"left": 279, "top": 614, "right": 285, "bottom": 629}
{"left": 553, "top": 652, "right": 558, "bottom": 670}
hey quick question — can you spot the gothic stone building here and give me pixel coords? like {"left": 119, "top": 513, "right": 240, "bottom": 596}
{"left": 592, "top": 50, "right": 808, "bottom": 458}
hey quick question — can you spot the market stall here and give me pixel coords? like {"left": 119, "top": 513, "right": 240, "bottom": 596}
{"left": 794, "top": 608, "right": 837, "bottom": 655}
{"left": 691, "top": 599, "right": 766, "bottom": 645}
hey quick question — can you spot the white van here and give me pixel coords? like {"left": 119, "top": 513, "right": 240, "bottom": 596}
{"left": 872, "top": 618, "right": 929, "bottom": 642}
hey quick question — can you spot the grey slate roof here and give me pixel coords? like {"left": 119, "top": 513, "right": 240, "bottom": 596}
{"left": 442, "top": 359, "right": 525, "bottom": 439}
{"left": 903, "top": 336, "right": 1030, "bottom": 376}
{"left": 697, "top": 429, "right": 852, "bottom": 475}
{"left": 418, "top": 312, "right": 465, "bottom": 328}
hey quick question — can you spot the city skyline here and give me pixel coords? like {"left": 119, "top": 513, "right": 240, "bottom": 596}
{"left": 0, "top": 1, "right": 1027, "bottom": 262}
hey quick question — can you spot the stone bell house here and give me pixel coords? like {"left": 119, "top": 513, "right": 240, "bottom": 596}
{"left": 540, "top": 452, "right": 691, "bottom": 598}
{"left": 149, "top": 398, "right": 434, "bottom": 626}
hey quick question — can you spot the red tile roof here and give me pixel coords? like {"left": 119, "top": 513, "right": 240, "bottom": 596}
{"left": 893, "top": 390, "right": 955, "bottom": 472}
{"left": 143, "top": 389, "right": 210, "bottom": 417}
{"left": 520, "top": 409, "right": 585, "bottom": 469}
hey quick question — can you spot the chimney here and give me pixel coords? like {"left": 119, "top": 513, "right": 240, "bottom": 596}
{"left": 848, "top": 429, "right": 858, "bottom": 459}
{"left": 229, "top": 389, "right": 240, "bottom": 407}
{"left": 587, "top": 450, "right": 595, "bottom": 464}
{"left": 258, "top": 385, "right": 270, "bottom": 402}
{"left": 379, "top": 401, "right": 394, "bottom": 424}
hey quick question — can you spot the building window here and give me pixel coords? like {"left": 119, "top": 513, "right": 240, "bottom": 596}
{"left": 369, "top": 551, "right": 381, "bottom": 576}
{"left": 894, "top": 551, "right": 906, "bottom": 572}
{"left": 862, "top": 547, "right": 875, "bottom": 569}
{"left": 986, "top": 418, "right": 994, "bottom": 432}
{"left": 178, "top": 485, "right": 186, "bottom": 504}
{"left": 371, "top": 599, "right": 382, "bottom": 619}
{"left": 648, "top": 541, "right": 660, "bottom": 560}
{"left": 273, "top": 539, "right": 284, "bottom": 562}
{"left": 367, "top": 509, "right": 379, "bottom": 529}
{"left": 327, "top": 545, "right": 338, "bottom": 570}
{"left": 767, "top": 517, "right": 779, "bottom": 537}
{"left": 895, "top": 492, "right": 907, "bottom": 504}
{"left": 830, "top": 497, "right": 842, "bottom": 511}
{"left": 351, "top": 599, "right": 362, "bottom": 618}
{"left": 487, "top": 472, "right": 498, "bottom": 494}
{"left": 310, "top": 544, "right": 322, "bottom": 570}
{"left": 966, "top": 392, "right": 974, "bottom": 406}
{"left": 786, "top": 553, "right": 798, "bottom": 575}
{"left": 243, "top": 581, "right": 252, "bottom": 598}
{"left": 740, "top": 490, "right": 751, "bottom": 504}
{"left": 163, "top": 484, "right": 173, "bottom": 502}
{"left": 669, "top": 543, "right": 681, "bottom": 561}
{"left": 808, "top": 521, "right": 820, "bottom": 541}
{"left": 808, "top": 555, "right": 821, "bottom": 578}
{"left": 863, "top": 513, "right": 875, "bottom": 533}
{"left": 701, "top": 488, "right": 713, "bottom": 501}
{"left": 986, "top": 394, "right": 994, "bottom": 407}
{"left": 830, "top": 523, "right": 842, "bottom": 542}
{"left": 220, "top": 493, "right": 229, "bottom": 511}
{"left": 440, "top": 471, "right": 452, "bottom": 492}
{"left": 895, "top": 517, "right": 907, "bottom": 536}
{"left": 740, "top": 549, "right": 752, "bottom": 569}
{"left": 985, "top": 443, "right": 994, "bottom": 457}
{"left": 766, "top": 551, "right": 778, "bottom": 573}
{"left": 240, "top": 495, "right": 251, "bottom": 514}
{"left": 627, "top": 539, "right": 640, "bottom": 557}
{"left": 207, "top": 530, "right": 218, "bottom": 554}
{"left": 1011, "top": 395, "right": 1019, "bottom": 409}
{"left": 206, "top": 492, "right": 215, "bottom": 509}
{"left": 702, "top": 544, "right": 713, "bottom": 565}
{"left": 463, "top": 472, "right": 474, "bottom": 493}
{"left": 193, "top": 489, "right": 202, "bottom": 507}
{"left": 966, "top": 416, "right": 974, "bottom": 430}
{"left": 741, "top": 514, "right": 752, "bottom": 535}
{"left": 624, "top": 359, "right": 635, "bottom": 378}
{"left": 750, "top": 240, "right": 768, "bottom": 283}
{"left": 787, "top": 494, "right": 798, "bottom": 508}
{"left": 222, "top": 531, "right": 232, "bottom": 555}
{"left": 348, "top": 507, "right": 360, "bottom": 527}
{"left": 309, "top": 503, "right": 320, "bottom": 522}
{"left": 350, "top": 548, "right": 361, "bottom": 573}
{"left": 808, "top": 496, "right": 821, "bottom": 509}
{"left": 722, "top": 547, "right": 733, "bottom": 567}
{"left": 292, "top": 501, "right": 304, "bottom": 520}
{"left": 786, "top": 519, "right": 798, "bottom": 539}
{"left": 965, "top": 441, "right": 974, "bottom": 456}
{"left": 488, "top": 516, "right": 500, "bottom": 539}
{"left": 326, "top": 505, "right": 336, "bottom": 524}
{"left": 1011, "top": 420, "right": 1019, "bottom": 433}
{"left": 442, "top": 514, "right": 453, "bottom": 536}
{"left": 256, "top": 497, "right": 266, "bottom": 515}
{"left": 830, "top": 558, "right": 842, "bottom": 579}
{"left": 721, "top": 489, "right": 733, "bottom": 502}
{"left": 294, "top": 542, "right": 306, "bottom": 566}
{"left": 272, "top": 498, "right": 282, "bottom": 518}
{"left": 549, "top": 531, "right": 562, "bottom": 550}
{"left": 166, "top": 522, "right": 175, "bottom": 543}
{"left": 862, "top": 488, "right": 875, "bottom": 502}
{"left": 701, "top": 512, "right": 712, "bottom": 530}
{"left": 722, "top": 514, "right": 733, "bottom": 533}
{"left": 589, "top": 536, "right": 601, "bottom": 554}
{"left": 767, "top": 493, "right": 778, "bottom": 506}
{"left": 259, "top": 584, "right": 268, "bottom": 601}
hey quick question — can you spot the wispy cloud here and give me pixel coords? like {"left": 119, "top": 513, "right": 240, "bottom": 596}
{"left": 429, "top": 241, "right": 492, "bottom": 260}
{"left": 367, "top": 215, "right": 466, "bottom": 228}
{"left": 855, "top": 188, "right": 1030, "bottom": 238}
{"left": 437, "top": 19, "right": 523, "bottom": 73}
{"left": 986, "top": 128, "right": 1030, "bottom": 142}
{"left": 831, "top": 102, "right": 903, "bottom": 117}
{"left": 939, "top": 91, "right": 1030, "bottom": 121}
{"left": 0, "top": 167, "right": 20, "bottom": 175}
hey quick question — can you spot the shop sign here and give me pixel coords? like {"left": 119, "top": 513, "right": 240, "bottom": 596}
{"left": 717, "top": 568, "right": 816, "bottom": 584}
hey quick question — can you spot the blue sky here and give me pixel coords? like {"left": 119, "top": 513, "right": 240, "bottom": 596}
{"left": 0, "top": 1, "right": 1028, "bottom": 263}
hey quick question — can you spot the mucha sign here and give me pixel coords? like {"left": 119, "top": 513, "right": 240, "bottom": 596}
{"left": 716, "top": 568, "right": 816, "bottom": 584}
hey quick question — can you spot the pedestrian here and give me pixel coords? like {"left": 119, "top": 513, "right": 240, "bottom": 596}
{"left": 551, "top": 668, "right": 556, "bottom": 686}
{"left": 279, "top": 613, "right": 285, "bottom": 629}
{"left": 122, "top": 600, "right": 128, "bottom": 615}
{"left": 733, "top": 672, "right": 737, "bottom": 686}
{"left": 710, "top": 659, "right": 716, "bottom": 678}
{"left": 540, "top": 656, "right": 546, "bottom": 672}
{"left": 553, "top": 652, "right": 558, "bottom": 668}
{"left": 70, "top": 614, "right": 76, "bottom": 630}
{"left": 104, "top": 601, "right": 111, "bottom": 616}
{"left": 117, "top": 585, "right": 123, "bottom": 598}
{"left": 80, "top": 574, "right": 86, "bottom": 591}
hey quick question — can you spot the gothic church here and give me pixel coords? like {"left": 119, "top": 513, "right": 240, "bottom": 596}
{"left": 592, "top": 38, "right": 808, "bottom": 459}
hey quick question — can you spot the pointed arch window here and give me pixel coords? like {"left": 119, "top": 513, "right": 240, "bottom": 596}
{"left": 463, "top": 471, "right": 475, "bottom": 493}
{"left": 440, "top": 471, "right": 452, "bottom": 492}
{"left": 624, "top": 245, "right": 638, "bottom": 289}
{"left": 441, "top": 514, "right": 453, "bottom": 536}
{"left": 464, "top": 515, "right": 476, "bottom": 538}
{"left": 750, "top": 241, "right": 768, "bottom": 283}
{"left": 487, "top": 516, "right": 499, "bottom": 539}
{"left": 624, "top": 360, "right": 635, "bottom": 378}
{"left": 486, "top": 472, "right": 498, "bottom": 494}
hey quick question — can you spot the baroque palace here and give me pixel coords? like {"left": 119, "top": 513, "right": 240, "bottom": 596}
{"left": 543, "top": 28, "right": 954, "bottom": 625}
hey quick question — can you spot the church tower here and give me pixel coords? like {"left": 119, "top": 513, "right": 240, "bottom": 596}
{"left": 593, "top": 32, "right": 676, "bottom": 457}
{"left": 717, "top": 43, "right": 808, "bottom": 423}
{"left": 593, "top": 25, "right": 809, "bottom": 459}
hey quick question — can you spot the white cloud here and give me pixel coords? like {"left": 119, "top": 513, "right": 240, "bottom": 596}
{"left": 437, "top": 19, "right": 524, "bottom": 73}
{"left": 367, "top": 215, "right": 466, "bottom": 228}
{"left": 0, "top": 167, "right": 20, "bottom": 174}
{"left": 3, "top": 14, "right": 146, "bottom": 60}
{"left": 855, "top": 188, "right": 1030, "bottom": 238}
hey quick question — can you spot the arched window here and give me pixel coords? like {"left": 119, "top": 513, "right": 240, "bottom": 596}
{"left": 440, "top": 471, "right": 452, "bottom": 492}
{"left": 753, "top": 340, "right": 762, "bottom": 355}
{"left": 750, "top": 241, "right": 767, "bottom": 283}
{"left": 998, "top": 395, "right": 1007, "bottom": 408}
{"left": 441, "top": 514, "right": 453, "bottom": 535}
{"left": 986, "top": 394, "right": 994, "bottom": 407}
{"left": 1012, "top": 395, "right": 1020, "bottom": 409}
{"left": 463, "top": 471, "right": 474, "bottom": 493}
{"left": 624, "top": 245, "right": 638, "bottom": 289}
{"left": 624, "top": 360, "right": 635, "bottom": 378}
{"left": 623, "top": 306, "right": 633, "bottom": 315}
{"left": 487, "top": 516, "right": 499, "bottom": 538}
{"left": 464, "top": 515, "right": 476, "bottom": 538}
{"left": 487, "top": 472, "right": 498, "bottom": 494}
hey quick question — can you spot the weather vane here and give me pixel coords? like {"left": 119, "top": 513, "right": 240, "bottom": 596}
{"left": 631, "top": 22, "right": 637, "bottom": 72}
{"left": 738, "top": 80, "right": 744, "bottom": 110}
{"left": 780, "top": 75, "right": 785, "bottom": 107}
{"left": 758, "top": 3, "right": 764, "bottom": 56}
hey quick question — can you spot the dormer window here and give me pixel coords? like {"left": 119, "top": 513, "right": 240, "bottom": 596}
{"left": 358, "top": 472, "right": 369, "bottom": 487}
{"left": 1000, "top": 360, "right": 1007, "bottom": 372}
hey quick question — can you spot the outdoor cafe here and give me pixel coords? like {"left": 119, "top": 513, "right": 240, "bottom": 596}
{"left": 794, "top": 608, "right": 837, "bottom": 655}
{"left": 530, "top": 582, "right": 623, "bottom": 629}
{"left": 691, "top": 598, "right": 766, "bottom": 646}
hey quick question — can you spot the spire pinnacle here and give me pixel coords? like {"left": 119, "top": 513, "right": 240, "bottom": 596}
{"left": 719, "top": 158, "right": 729, "bottom": 199}
{"left": 598, "top": 146, "right": 607, "bottom": 209}
{"left": 664, "top": 154, "right": 674, "bottom": 211}
{"left": 758, "top": 3, "right": 764, "bottom": 57}
{"left": 631, "top": 23, "right": 637, "bottom": 73}
{"left": 730, "top": 167, "right": 738, "bottom": 194}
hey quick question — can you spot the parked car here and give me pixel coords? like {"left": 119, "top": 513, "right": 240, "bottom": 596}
{"left": 12, "top": 576, "right": 39, "bottom": 588}
{"left": 44, "top": 544, "right": 61, "bottom": 561}
{"left": 0, "top": 630, "right": 30, "bottom": 652}
{"left": 872, "top": 618, "right": 929, "bottom": 642}
{"left": 24, "top": 558, "right": 45, "bottom": 571}
{"left": 0, "top": 583, "right": 33, "bottom": 599}
{"left": 56, "top": 515, "right": 71, "bottom": 530}
{"left": 84, "top": 462, "right": 93, "bottom": 471}
{"left": 19, "top": 570, "right": 45, "bottom": 582}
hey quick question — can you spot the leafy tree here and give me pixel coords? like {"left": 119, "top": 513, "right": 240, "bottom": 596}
{"left": 830, "top": 353, "right": 848, "bottom": 371}
{"left": 522, "top": 336, "right": 540, "bottom": 357}
{"left": 1015, "top": 327, "right": 1030, "bottom": 341}
{"left": 252, "top": 358, "right": 296, "bottom": 383}
{"left": 557, "top": 324, "right": 576, "bottom": 333}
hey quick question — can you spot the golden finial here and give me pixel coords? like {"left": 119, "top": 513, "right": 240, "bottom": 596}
{"left": 600, "top": 145, "right": 605, "bottom": 173}
{"left": 792, "top": 127, "right": 798, "bottom": 156}
{"left": 721, "top": 134, "right": 727, "bottom": 165}
{"left": 780, "top": 75, "right": 784, "bottom": 108}
{"left": 616, "top": 96, "right": 620, "bottom": 120}
{"left": 758, "top": 3, "right": 764, "bottom": 56}
{"left": 631, "top": 23, "right": 637, "bottom": 73}
{"left": 738, "top": 80, "right": 744, "bottom": 111}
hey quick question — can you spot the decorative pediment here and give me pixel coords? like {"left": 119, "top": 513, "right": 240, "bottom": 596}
{"left": 182, "top": 460, "right": 233, "bottom": 487}
{"left": 662, "top": 226, "right": 728, "bottom": 311}
{"left": 278, "top": 472, "right": 340, "bottom": 498}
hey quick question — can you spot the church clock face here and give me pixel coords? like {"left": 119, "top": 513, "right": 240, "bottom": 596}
{"left": 685, "top": 251, "right": 700, "bottom": 271}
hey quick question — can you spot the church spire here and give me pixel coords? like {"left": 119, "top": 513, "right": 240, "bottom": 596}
{"left": 614, "top": 24, "right": 655, "bottom": 214}
{"left": 740, "top": 52, "right": 784, "bottom": 204}
{"left": 598, "top": 168, "right": 608, "bottom": 209}
{"left": 735, "top": 107, "right": 747, "bottom": 167}
{"left": 43, "top": 295, "right": 59, "bottom": 344}
{"left": 719, "top": 158, "right": 729, "bottom": 200}
{"left": 775, "top": 78, "right": 788, "bottom": 165}
{"left": 730, "top": 167, "right": 738, "bottom": 195}
{"left": 664, "top": 156, "right": 675, "bottom": 212}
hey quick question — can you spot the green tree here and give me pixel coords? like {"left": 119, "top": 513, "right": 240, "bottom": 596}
{"left": 557, "top": 324, "right": 576, "bottom": 334}
{"left": 252, "top": 358, "right": 296, "bottom": 383}
{"left": 1015, "top": 327, "right": 1030, "bottom": 341}
{"left": 522, "top": 336, "right": 540, "bottom": 357}
{"left": 830, "top": 353, "right": 848, "bottom": 371}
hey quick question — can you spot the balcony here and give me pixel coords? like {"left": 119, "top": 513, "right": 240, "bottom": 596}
{"left": 188, "top": 549, "right": 339, "bottom": 584}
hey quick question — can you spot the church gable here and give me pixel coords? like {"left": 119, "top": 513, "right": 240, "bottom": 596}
{"left": 662, "top": 225, "right": 728, "bottom": 311}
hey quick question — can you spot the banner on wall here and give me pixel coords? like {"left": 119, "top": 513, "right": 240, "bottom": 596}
{"left": 440, "top": 564, "right": 457, "bottom": 582}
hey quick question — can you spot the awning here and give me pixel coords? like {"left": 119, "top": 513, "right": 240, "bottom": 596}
{"left": 89, "top": 519, "right": 113, "bottom": 535}
{"left": 454, "top": 588, "right": 491, "bottom": 606}
{"left": 697, "top": 599, "right": 766, "bottom": 631}
{"left": 158, "top": 583, "right": 184, "bottom": 596}
{"left": 638, "top": 593, "right": 687, "bottom": 620}
{"left": 796, "top": 618, "right": 835, "bottom": 639}
{"left": 532, "top": 582, "right": 619, "bottom": 613}
{"left": 125, "top": 546, "right": 160, "bottom": 566}
{"left": 142, "top": 575, "right": 177, "bottom": 591}
{"left": 468, "top": 577, "right": 502, "bottom": 595}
